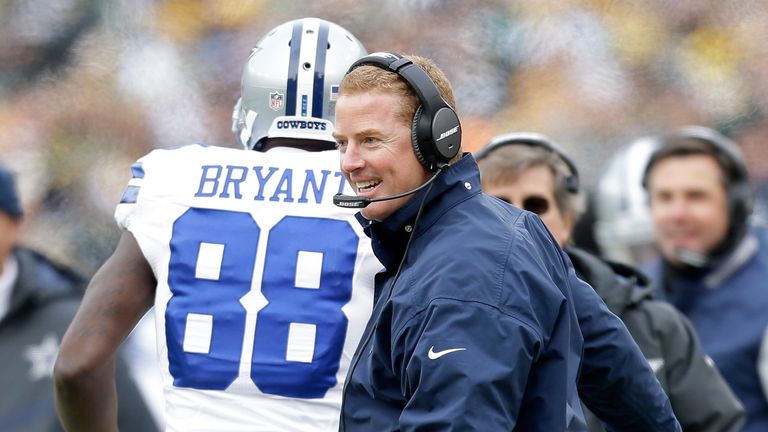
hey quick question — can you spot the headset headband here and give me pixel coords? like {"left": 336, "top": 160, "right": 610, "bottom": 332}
{"left": 476, "top": 132, "right": 580, "bottom": 194}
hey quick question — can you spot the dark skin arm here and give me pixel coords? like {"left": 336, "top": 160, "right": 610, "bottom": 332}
{"left": 54, "top": 232, "right": 156, "bottom": 432}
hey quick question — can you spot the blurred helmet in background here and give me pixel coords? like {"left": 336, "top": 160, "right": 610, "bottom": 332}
{"left": 232, "top": 17, "right": 367, "bottom": 151}
{"left": 594, "top": 136, "right": 660, "bottom": 266}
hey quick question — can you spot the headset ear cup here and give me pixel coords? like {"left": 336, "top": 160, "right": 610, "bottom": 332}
{"left": 411, "top": 105, "right": 430, "bottom": 169}
{"left": 565, "top": 175, "right": 580, "bottom": 194}
{"left": 730, "top": 183, "right": 753, "bottom": 229}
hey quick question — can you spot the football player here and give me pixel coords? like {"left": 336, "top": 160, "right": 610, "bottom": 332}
{"left": 54, "top": 17, "right": 381, "bottom": 432}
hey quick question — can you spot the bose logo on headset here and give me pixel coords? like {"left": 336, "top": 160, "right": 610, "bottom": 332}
{"left": 437, "top": 126, "right": 460, "bottom": 142}
{"left": 345, "top": 52, "right": 462, "bottom": 171}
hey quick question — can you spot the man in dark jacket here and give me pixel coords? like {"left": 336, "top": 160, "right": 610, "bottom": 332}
{"left": 0, "top": 165, "right": 158, "bottom": 431}
{"left": 642, "top": 126, "right": 768, "bottom": 432}
{"left": 333, "top": 53, "right": 679, "bottom": 431}
{"left": 476, "top": 132, "right": 745, "bottom": 432}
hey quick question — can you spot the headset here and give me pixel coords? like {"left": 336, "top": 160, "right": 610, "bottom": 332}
{"left": 642, "top": 125, "right": 754, "bottom": 268}
{"left": 348, "top": 52, "right": 462, "bottom": 171}
{"left": 333, "top": 52, "right": 460, "bottom": 209}
{"left": 475, "top": 132, "right": 580, "bottom": 194}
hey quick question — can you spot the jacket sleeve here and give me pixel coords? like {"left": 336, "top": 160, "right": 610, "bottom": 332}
{"left": 570, "top": 265, "right": 681, "bottom": 432}
{"left": 652, "top": 302, "right": 746, "bottom": 432}
{"left": 393, "top": 299, "right": 569, "bottom": 432}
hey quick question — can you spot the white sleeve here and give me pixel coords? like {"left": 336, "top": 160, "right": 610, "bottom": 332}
{"left": 759, "top": 324, "right": 768, "bottom": 401}
{"left": 114, "top": 155, "right": 149, "bottom": 231}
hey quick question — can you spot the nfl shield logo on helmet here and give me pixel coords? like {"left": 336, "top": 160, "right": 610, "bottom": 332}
{"left": 269, "top": 91, "right": 284, "bottom": 111}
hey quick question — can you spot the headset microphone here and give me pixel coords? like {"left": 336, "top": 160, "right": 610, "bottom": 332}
{"left": 674, "top": 247, "right": 709, "bottom": 269}
{"left": 333, "top": 165, "right": 447, "bottom": 209}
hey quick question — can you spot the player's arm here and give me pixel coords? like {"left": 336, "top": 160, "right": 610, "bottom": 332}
{"left": 54, "top": 231, "right": 155, "bottom": 432}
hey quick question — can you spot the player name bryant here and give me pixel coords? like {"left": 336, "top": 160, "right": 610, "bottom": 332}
{"left": 194, "top": 164, "right": 348, "bottom": 205}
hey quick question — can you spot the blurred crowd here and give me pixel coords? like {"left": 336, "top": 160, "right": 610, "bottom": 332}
{"left": 1, "top": 0, "right": 768, "bottom": 276}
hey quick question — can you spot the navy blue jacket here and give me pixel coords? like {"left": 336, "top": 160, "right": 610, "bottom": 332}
{"left": 340, "top": 154, "right": 679, "bottom": 431}
{"left": 646, "top": 227, "right": 768, "bottom": 432}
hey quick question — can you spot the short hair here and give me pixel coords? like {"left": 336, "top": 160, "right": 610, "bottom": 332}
{"left": 339, "top": 54, "right": 461, "bottom": 162}
{"left": 477, "top": 144, "right": 586, "bottom": 220}
{"left": 643, "top": 135, "right": 744, "bottom": 191}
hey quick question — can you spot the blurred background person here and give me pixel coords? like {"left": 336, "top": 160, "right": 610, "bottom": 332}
{"left": 0, "top": 164, "right": 157, "bottom": 432}
{"left": 476, "top": 132, "right": 745, "bottom": 432}
{"left": 642, "top": 126, "right": 768, "bottom": 432}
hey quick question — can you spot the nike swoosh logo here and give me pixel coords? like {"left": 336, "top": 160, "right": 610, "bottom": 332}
{"left": 428, "top": 346, "right": 466, "bottom": 360}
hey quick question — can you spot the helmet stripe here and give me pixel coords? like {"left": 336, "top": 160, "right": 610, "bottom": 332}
{"left": 312, "top": 20, "right": 330, "bottom": 118}
{"left": 285, "top": 20, "right": 303, "bottom": 116}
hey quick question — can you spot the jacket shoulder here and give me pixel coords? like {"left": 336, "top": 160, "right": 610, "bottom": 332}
{"left": 15, "top": 247, "right": 86, "bottom": 300}
{"left": 404, "top": 200, "right": 568, "bottom": 334}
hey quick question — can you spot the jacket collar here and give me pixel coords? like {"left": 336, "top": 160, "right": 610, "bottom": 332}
{"left": 661, "top": 230, "right": 759, "bottom": 290}
{"left": 0, "top": 255, "right": 17, "bottom": 320}
{"left": 356, "top": 153, "right": 481, "bottom": 270}
{"left": 3, "top": 248, "right": 84, "bottom": 323}
{"left": 703, "top": 231, "right": 758, "bottom": 289}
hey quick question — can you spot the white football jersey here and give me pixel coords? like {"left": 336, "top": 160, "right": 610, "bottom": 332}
{"left": 115, "top": 144, "right": 382, "bottom": 432}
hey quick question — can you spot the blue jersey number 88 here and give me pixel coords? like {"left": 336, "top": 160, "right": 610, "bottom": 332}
{"left": 165, "top": 208, "right": 358, "bottom": 398}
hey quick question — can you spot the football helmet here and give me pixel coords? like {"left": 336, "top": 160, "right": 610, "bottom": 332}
{"left": 594, "top": 136, "right": 660, "bottom": 266}
{"left": 232, "top": 17, "right": 367, "bottom": 151}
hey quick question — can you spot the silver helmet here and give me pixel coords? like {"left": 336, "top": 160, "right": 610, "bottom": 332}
{"left": 594, "top": 136, "right": 660, "bottom": 266}
{"left": 232, "top": 17, "right": 367, "bottom": 151}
